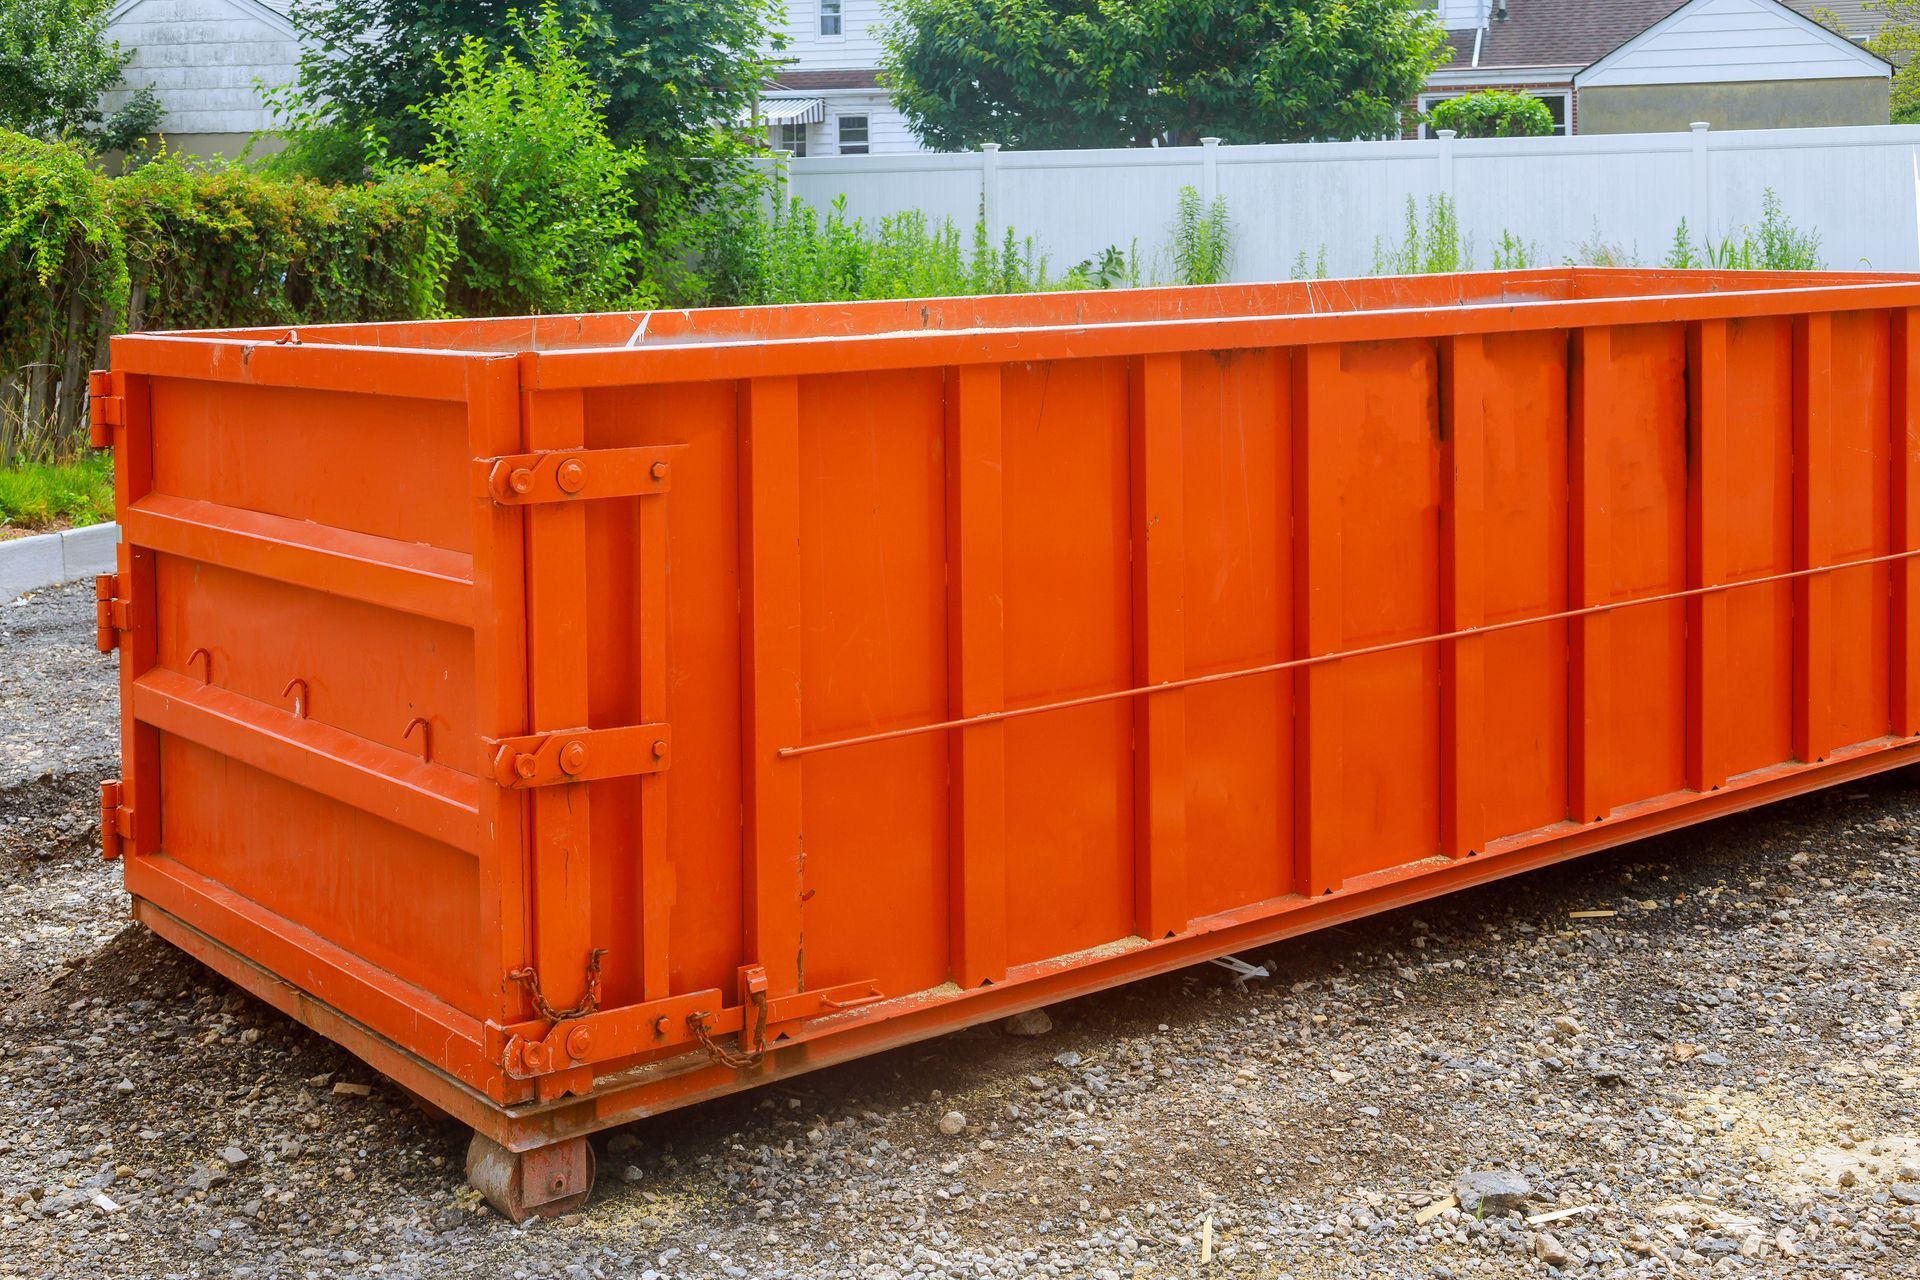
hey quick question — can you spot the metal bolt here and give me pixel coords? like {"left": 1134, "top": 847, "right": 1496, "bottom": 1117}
{"left": 509, "top": 468, "right": 534, "bottom": 494}
{"left": 514, "top": 754, "right": 537, "bottom": 780}
{"left": 650, "top": 460, "right": 669, "bottom": 481}
{"left": 651, "top": 738, "right": 668, "bottom": 761}
{"left": 556, "top": 458, "right": 587, "bottom": 493}
{"left": 559, "top": 740, "right": 589, "bottom": 775}
{"left": 653, "top": 1016, "right": 669, "bottom": 1038}
{"left": 565, "top": 1025, "right": 593, "bottom": 1059}
{"left": 519, "top": 1042, "right": 544, "bottom": 1072}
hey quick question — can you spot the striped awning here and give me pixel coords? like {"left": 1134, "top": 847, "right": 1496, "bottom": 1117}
{"left": 759, "top": 96, "right": 825, "bottom": 125}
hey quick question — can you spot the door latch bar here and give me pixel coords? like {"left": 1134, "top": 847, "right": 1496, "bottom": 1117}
{"left": 476, "top": 444, "right": 685, "bottom": 505}
{"left": 485, "top": 724, "right": 671, "bottom": 788}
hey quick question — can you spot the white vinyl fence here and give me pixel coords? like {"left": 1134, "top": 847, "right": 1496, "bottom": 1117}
{"left": 778, "top": 124, "right": 1920, "bottom": 282}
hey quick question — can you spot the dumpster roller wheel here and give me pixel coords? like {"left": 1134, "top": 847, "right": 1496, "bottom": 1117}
{"left": 465, "top": 1132, "right": 595, "bottom": 1222}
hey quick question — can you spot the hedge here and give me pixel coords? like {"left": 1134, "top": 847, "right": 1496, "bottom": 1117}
{"left": 1, "top": 132, "right": 459, "bottom": 464}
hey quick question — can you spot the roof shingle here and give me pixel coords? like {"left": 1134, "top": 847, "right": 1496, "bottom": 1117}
{"left": 1440, "top": 0, "right": 1692, "bottom": 72}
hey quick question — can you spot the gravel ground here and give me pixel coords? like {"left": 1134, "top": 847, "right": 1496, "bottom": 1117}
{"left": 2, "top": 579, "right": 1918, "bottom": 1279}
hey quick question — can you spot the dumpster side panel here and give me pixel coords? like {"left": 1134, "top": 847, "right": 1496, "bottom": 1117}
{"left": 1827, "top": 311, "right": 1894, "bottom": 752}
{"left": 157, "top": 738, "right": 484, "bottom": 1008}
{"left": 1718, "top": 317, "right": 1796, "bottom": 778}
{"left": 1476, "top": 331, "right": 1571, "bottom": 839}
{"left": 1180, "top": 349, "right": 1296, "bottom": 916}
{"left": 797, "top": 369, "right": 952, "bottom": 994}
{"left": 122, "top": 367, "right": 500, "bottom": 1039}
{"left": 1001, "top": 358, "right": 1137, "bottom": 964}
{"left": 146, "top": 379, "right": 472, "bottom": 552}
{"left": 1597, "top": 324, "right": 1690, "bottom": 808}
{"left": 1304, "top": 340, "right": 1444, "bottom": 887}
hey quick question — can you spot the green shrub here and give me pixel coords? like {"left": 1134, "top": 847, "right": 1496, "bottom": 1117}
{"left": 417, "top": 9, "right": 646, "bottom": 314}
{"left": 1291, "top": 246, "right": 1329, "bottom": 280}
{"left": 1171, "top": 185, "right": 1233, "bottom": 286}
{"left": 111, "top": 148, "right": 457, "bottom": 331}
{"left": 0, "top": 132, "right": 126, "bottom": 464}
{"left": 0, "top": 131, "right": 458, "bottom": 463}
{"left": 1491, "top": 230, "right": 1538, "bottom": 270}
{"left": 1662, "top": 191, "right": 1822, "bottom": 272}
{"left": 732, "top": 195, "right": 1057, "bottom": 305}
{"left": 1373, "top": 194, "right": 1470, "bottom": 274}
{"left": 1662, "top": 218, "right": 1702, "bottom": 269}
{"left": 1423, "top": 92, "right": 1553, "bottom": 139}
{"left": 1062, "top": 243, "right": 1145, "bottom": 290}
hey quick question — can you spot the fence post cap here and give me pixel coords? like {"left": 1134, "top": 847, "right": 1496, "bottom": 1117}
{"left": 1201, "top": 136, "right": 1222, "bottom": 147}
{"left": 980, "top": 142, "right": 1001, "bottom": 154}
{"left": 1436, "top": 129, "right": 1457, "bottom": 141}
{"left": 1690, "top": 120, "right": 1711, "bottom": 133}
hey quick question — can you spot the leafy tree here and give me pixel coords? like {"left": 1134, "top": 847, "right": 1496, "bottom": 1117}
{"left": 284, "top": 0, "right": 781, "bottom": 165}
{"left": 0, "top": 0, "right": 161, "bottom": 148}
{"left": 415, "top": 9, "right": 645, "bottom": 314}
{"left": 880, "top": 0, "right": 1450, "bottom": 150}
{"left": 1864, "top": 0, "right": 1920, "bottom": 123}
{"left": 1423, "top": 90, "right": 1552, "bottom": 139}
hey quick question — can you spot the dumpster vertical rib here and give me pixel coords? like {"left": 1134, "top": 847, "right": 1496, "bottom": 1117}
{"left": 637, "top": 438, "right": 672, "bottom": 1001}
{"left": 1686, "top": 320, "right": 1731, "bottom": 792}
{"left": 1439, "top": 335, "right": 1486, "bottom": 857}
{"left": 1891, "top": 308, "right": 1920, "bottom": 737}
{"left": 741, "top": 376, "right": 805, "bottom": 998}
{"left": 1292, "top": 345, "right": 1344, "bottom": 895}
{"left": 468, "top": 358, "right": 532, "bottom": 1015}
{"left": 1793, "top": 314, "right": 1835, "bottom": 763}
{"left": 1570, "top": 327, "right": 1614, "bottom": 824}
{"left": 1129, "top": 353, "right": 1189, "bottom": 936}
{"left": 522, "top": 384, "right": 596, "bottom": 1010}
{"left": 945, "top": 363, "right": 1008, "bottom": 987}
{"left": 114, "top": 373, "right": 162, "bottom": 860}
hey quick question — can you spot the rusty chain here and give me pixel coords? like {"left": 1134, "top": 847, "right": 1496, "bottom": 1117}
{"left": 507, "top": 947, "right": 607, "bottom": 1025}
{"left": 688, "top": 987, "right": 769, "bottom": 1071}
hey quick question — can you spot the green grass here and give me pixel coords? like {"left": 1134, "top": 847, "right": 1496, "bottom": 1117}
{"left": 0, "top": 455, "right": 115, "bottom": 532}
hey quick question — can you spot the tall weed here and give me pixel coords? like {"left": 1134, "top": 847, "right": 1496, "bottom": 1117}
{"left": 1171, "top": 185, "right": 1233, "bottom": 285}
{"left": 1372, "top": 195, "right": 1470, "bottom": 275}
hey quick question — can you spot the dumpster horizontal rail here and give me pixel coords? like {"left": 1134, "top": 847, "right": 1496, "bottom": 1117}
{"left": 779, "top": 546, "right": 1920, "bottom": 760}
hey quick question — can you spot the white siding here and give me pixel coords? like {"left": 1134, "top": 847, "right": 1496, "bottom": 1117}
{"left": 768, "top": 92, "right": 921, "bottom": 156}
{"left": 105, "top": 0, "right": 300, "bottom": 138}
{"left": 775, "top": 0, "right": 890, "bottom": 73}
{"left": 1578, "top": 0, "right": 1888, "bottom": 87}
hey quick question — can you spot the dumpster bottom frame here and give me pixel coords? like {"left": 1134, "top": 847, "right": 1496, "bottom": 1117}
{"left": 130, "top": 735, "right": 1920, "bottom": 1218}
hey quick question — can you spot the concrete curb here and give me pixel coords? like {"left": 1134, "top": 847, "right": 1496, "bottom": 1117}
{"left": 1, "top": 522, "right": 120, "bottom": 602}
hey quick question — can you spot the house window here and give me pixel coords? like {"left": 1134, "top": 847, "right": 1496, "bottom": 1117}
{"left": 820, "top": 0, "right": 842, "bottom": 36}
{"left": 1419, "top": 91, "right": 1571, "bottom": 138}
{"left": 778, "top": 122, "right": 808, "bottom": 157}
{"left": 837, "top": 115, "right": 869, "bottom": 155}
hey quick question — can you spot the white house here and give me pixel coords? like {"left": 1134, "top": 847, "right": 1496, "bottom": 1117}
{"left": 1417, "top": 0, "right": 1889, "bottom": 136}
{"left": 102, "top": 0, "right": 301, "bottom": 156}
{"left": 760, "top": 0, "right": 928, "bottom": 156}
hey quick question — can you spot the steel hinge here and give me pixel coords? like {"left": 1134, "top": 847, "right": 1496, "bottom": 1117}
{"left": 484, "top": 723, "right": 671, "bottom": 788}
{"left": 94, "top": 574, "right": 128, "bottom": 652}
{"left": 99, "top": 781, "right": 132, "bottom": 860}
{"left": 475, "top": 444, "right": 684, "bottom": 505}
{"left": 87, "top": 370, "right": 126, "bottom": 449}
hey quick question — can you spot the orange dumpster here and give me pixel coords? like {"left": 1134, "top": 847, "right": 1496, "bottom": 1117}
{"left": 94, "top": 267, "right": 1920, "bottom": 1218}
